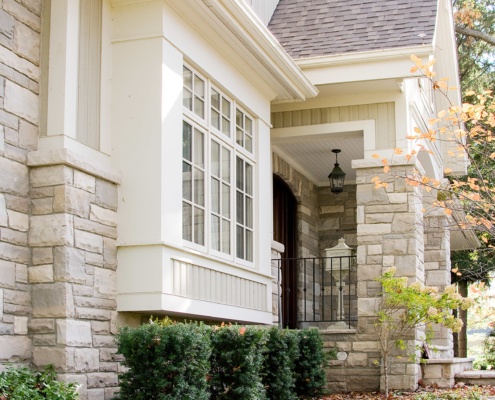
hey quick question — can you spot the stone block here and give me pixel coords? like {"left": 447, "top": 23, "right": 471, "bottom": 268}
{"left": 31, "top": 197, "right": 53, "bottom": 214}
{"left": 347, "top": 352, "right": 368, "bottom": 367}
{"left": 357, "top": 298, "right": 380, "bottom": 317}
{"left": 28, "top": 264, "right": 54, "bottom": 283}
{"left": 357, "top": 223, "right": 391, "bottom": 236}
{"left": 93, "top": 335, "right": 115, "bottom": 348}
{"left": 5, "top": 195, "right": 31, "bottom": 214}
{"left": 13, "top": 19, "right": 39, "bottom": 64}
{"left": 85, "top": 252, "right": 104, "bottom": 267}
{"left": 57, "top": 319, "right": 92, "bottom": 347}
{"left": 94, "top": 268, "right": 117, "bottom": 297}
{"left": 7, "top": 209, "right": 28, "bottom": 231}
{"left": 28, "top": 318, "right": 55, "bottom": 334}
{"left": 0, "top": 242, "right": 29, "bottom": 263}
{"left": 74, "top": 348, "right": 100, "bottom": 372}
{"left": 54, "top": 185, "right": 92, "bottom": 218}
{"left": 0, "top": 335, "right": 32, "bottom": 361}
{"left": 365, "top": 213, "right": 394, "bottom": 224}
{"left": 87, "top": 389, "right": 105, "bottom": 400}
{"left": 90, "top": 205, "right": 117, "bottom": 227}
{"left": 391, "top": 213, "right": 417, "bottom": 234}
{"left": 0, "top": 259, "right": 15, "bottom": 288}
{"left": 0, "top": 289, "right": 3, "bottom": 320}
{"left": 76, "top": 307, "right": 111, "bottom": 321}
{"left": 91, "top": 321, "right": 110, "bottom": 334}
{"left": 87, "top": 372, "right": 118, "bottom": 389}
{"left": 0, "top": 156, "right": 29, "bottom": 196}
{"left": 58, "top": 374, "right": 87, "bottom": 399}
{"left": 95, "top": 180, "right": 118, "bottom": 211}
{"left": 32, "top": 247, "right": 53, "bottom": 265}
{"left": 425, "top": 270, "right": 450, "bottom": 287}
{"left": 352, "top": 340, "right": 380, "bottom": 352}
{"left": 383, "top": 239, "right": 409, "bottom": 255}
{"left": 74, "top": 170, "right": 96, "bottom": 193}
{"left": 16, "top": 263, "right": 27, "bottom": 283}
{"left": 33, "top": 334, "right": 56, "bottom": 346}
{"left": 29, "top": 214, "right": 74, "bottom": 247}
{"left": 367, "top": 245, "right": 382, "bottom": 255}
{"left": 53, "top": 246, "right": 86, "bottom": 284}
{"left": 74, "top": 217, "right": 117, "bottom": 239}
{"left": 1, "top": 227, "right": 28, "bottom": 245}
{"left": 0, "top": 194, "right": 7, "bottom": 227}
{"left": 33, "top": 346, "right": 75, "bottom": 372}
{"left": 0, "top": 9, "right": 14, "bottom": 40}
{"left": 3, "top": 0, "right": 41, "bottom": 31}
{"left": 14, "top": 315, "right": 28, "bottom": 334}
{"left": 75, "top": 229, "right": 103, "bottom": 253}
{"left": 357, "top": 184, "right": 389, "bottom": 206}
{"left": 388, "top": 193, "right": 408, "bottom": 204}
{"left": 30, "top": 165, "right": 72, "bottom": 187}
{"left": 4, "top": 79, "right": 38, "bottom": 124}
{"left": 31, "top": 282, "right": 75, "bottom": 318}
{"left": 4, "top": 288, "right": 30, "bottom": 306}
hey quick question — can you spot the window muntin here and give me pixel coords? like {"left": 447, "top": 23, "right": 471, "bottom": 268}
{"left": 182, "top": 65, "right": 255, "bottom": 264}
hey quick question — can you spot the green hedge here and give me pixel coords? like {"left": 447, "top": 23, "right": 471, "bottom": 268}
{"left": 115, "top": 321, "right": 327, "bottom": 400}
{"left": 0, "top": 365, "right": 78, "bottom": 400}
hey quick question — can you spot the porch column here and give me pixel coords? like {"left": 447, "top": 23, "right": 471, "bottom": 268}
{"left": 424, "top": 214, "right": 453, "bottom": 356}
{"left": 354, "top": 160, "right": 425, "bottom": 392}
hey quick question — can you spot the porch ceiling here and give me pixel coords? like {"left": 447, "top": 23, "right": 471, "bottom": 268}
{"left": 272, "top": 134, "right": 364, "bottom": 186}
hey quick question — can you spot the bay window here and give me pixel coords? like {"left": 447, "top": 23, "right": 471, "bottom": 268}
{"left": 182, "top": 64, "right": 255, "bottom": 264}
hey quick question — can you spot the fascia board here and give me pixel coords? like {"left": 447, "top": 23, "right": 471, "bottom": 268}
{"left": 200, "top": 0, "right": 318, "bottom": 101}
{"left": 295, "top": 45, "right": 435, "bottom": 86}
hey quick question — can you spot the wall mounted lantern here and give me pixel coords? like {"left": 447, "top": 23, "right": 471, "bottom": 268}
{"left": 328, "top": 149, "right": 346, "bottom": 193}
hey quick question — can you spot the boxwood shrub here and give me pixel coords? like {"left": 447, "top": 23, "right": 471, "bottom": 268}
{"left": 116, "top": 321, "right": 211, "bottom": 400}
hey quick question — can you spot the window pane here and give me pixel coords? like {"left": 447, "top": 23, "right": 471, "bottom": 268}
{"left": 182, "top": 162, "right": 192, "bottom": 201}
{"left": 194, "top": 75, "right": 205, "bottom": 98}
{"left": 211, "top": 178, "right": 220, "bottom": 214}
{"left": 194, "top": 129, "right": 204, "bottom": 168}
{"left": 211, "top": 110, "right": 220, "bottom": 130}
{"left": 222, "top": 219, "right": 230, "bottom": 254}
{"left": 236, "top": 127, "right": 243, "bottom": 147}
{"left": 246, "top": 196, "right": 253, "bottom": 229}
{"left": 194, "top": 207, "right": 204, "bottom": 245}
{"left": 194, "top": 97, "right": 204, "bottom": 118}
{"left": 236, "top": 109, "right": 243, "bottom": 128}
{"left": 245, "top": 117, "right": 252, "bottom": 134}
{"left": 182, "top": 202, "right": 192, "bottom": 241}
{"left": 246, "top": 230, "right": 253, "bottom": 262}
{"left": 222, "top": 97, "right": 231, "bottom": 117}
{"left": 183, "top": 89, "right": 192, "bottom": 110}
{"left": 236, "top": 157, "right": 243, "bottom": 189}
{"left": 236, "top": 191, "right": 243, "bottom": 223}
{"left": 236, "top": 225, "right": 244, "bottom": 259}
{"left": 211, "top": 141, "right": 220, "bottom": 177}
{"left": 183, "top": 122, "right": 192, "bottom": 161}
{"left": 211, "top": 215, "right": 220, "bottom": 251}
{"left": 183, "top": 66, "right": 192, "bottom": 89}
{"left": 194, "top": 168, "right": 204, "bottom": 206}
{"left": 245, "top": 163, "right": 253, "bottom": 195}
{"left": 245, "top": 134, "right": 252, "bottom": 153}
{"left": 222, "top": 117, "right": 230, "bottom": 136}
{"left": 222, "top": 183, "right": 230, "bottom": 218}
{"left": 211, "top": 89, "right": 220, "bottom": 110}
{"left": 222, "top": 148, "right": 230, "bottom": 181}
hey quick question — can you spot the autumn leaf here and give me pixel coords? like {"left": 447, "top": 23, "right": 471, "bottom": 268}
{"left": 372, "top": 153, "right": 380, "bottom": 159}
{"left": 239, "top": 327, "right": 246, "bottom": 335}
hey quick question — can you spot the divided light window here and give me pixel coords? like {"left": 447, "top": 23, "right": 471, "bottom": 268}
{"left": 182, "top": 64, "right": 254, "bottom": 263}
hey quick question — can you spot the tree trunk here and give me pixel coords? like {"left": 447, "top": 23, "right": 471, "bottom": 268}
{"left": 458, "top": 281, "right": 469, "bottom": 358}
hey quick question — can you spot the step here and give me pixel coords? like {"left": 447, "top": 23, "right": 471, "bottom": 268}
{"left": 456, "top": 369, "right": 495, "bottom": 386}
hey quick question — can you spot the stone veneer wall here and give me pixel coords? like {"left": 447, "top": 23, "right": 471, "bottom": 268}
{"left": 0, "top": 0, "right": 42, "bottom": 367}
{"left": 28, "top": 164, "right": 126, "bottom": 399}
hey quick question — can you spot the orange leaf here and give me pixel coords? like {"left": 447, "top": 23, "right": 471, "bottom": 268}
{"left": 372, "top": 154, "right": 380, "bottom": 159}
{"left": 383, "top": 165, "right": 390, "bottom": 173}
{"left": 381, "top": 159, "right": 388, "bottom": 165}
{"left": 394, "top": 148, "right": 403, "bottom": 155}
{"left": 239, "top": 327, "right": 246, "bottom": 335}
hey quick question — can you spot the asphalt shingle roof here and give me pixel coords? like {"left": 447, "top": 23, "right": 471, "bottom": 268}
{"left": 268, "top": 0, "right": 438, "bottom": 59}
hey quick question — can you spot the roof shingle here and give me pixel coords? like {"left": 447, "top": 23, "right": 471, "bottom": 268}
{"left": 268, "top": 0, "right": 438, "bottom": 59}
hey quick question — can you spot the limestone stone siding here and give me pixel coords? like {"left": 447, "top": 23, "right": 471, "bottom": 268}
{"left": 0, "top": 0, "right": 42, "bottom": 367}
{"left": 28, "top": 164, "right": 123, "bottom": 399}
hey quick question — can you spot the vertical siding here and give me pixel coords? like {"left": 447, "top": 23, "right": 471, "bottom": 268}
{"left": 271, "top": 102, "right": 396, "bottom": 150}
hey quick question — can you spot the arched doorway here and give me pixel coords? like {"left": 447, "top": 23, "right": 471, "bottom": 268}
{"left": 273, "top": 175, "right": 298, "bottom": 328}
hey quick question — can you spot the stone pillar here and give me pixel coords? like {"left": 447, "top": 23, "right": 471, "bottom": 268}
{"left": 271, "top": 240, "right": 284, "bottom": 326}
{"left": 354, "top": 161, "right": 425, "bottom": 392}
{"left": 424, "top": 214, "right": 453, "bottom": 356}
{"left": 27, "top": 157, "right": 122, "bottom": 400}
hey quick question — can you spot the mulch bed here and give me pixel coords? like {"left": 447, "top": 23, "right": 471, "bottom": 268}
{"left": 320, "top": 384, "right": 495, "bottom": 399}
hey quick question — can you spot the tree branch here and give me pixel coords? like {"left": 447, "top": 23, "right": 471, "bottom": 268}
{"left": 455, "top": 25, "right": 495, "bottom": 46}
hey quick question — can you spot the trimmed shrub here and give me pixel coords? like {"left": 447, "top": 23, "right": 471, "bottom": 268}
{"left": 262, "top": 327, "right": 300, "bottom": 400}
{"left": 116, "top": 321, "right": 211, "bottom": 400}
{"left": 294, "top": 328, "right": 327, "bottom": 398}
{"left": 209, "top": 325, "right": 267, "bottom": 399}
{"left": 0, "top": 364, "right": 78, "bottom": 400}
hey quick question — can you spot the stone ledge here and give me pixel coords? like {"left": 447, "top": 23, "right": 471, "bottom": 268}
{"left": 422, "top": 357, "right": 474, "bottom": 365}
{"left": 27, "top": 148, "right": 121, "bottom": 184}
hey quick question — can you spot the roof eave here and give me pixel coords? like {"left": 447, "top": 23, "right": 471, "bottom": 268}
{"left": 202, "top": 0, "right": 318, "bottom": 101}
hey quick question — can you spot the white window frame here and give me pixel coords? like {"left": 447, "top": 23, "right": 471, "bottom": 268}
{"left": 182, "top": 63, "right": 256, "bottom": 267}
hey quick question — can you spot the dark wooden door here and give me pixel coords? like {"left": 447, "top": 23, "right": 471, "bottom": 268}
{"left": 273, "top": 175, "right": 298, "bottom": 328}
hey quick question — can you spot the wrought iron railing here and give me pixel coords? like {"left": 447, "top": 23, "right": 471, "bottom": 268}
{"left": 272, "top": 256, "right": 357, "bottom": 329}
